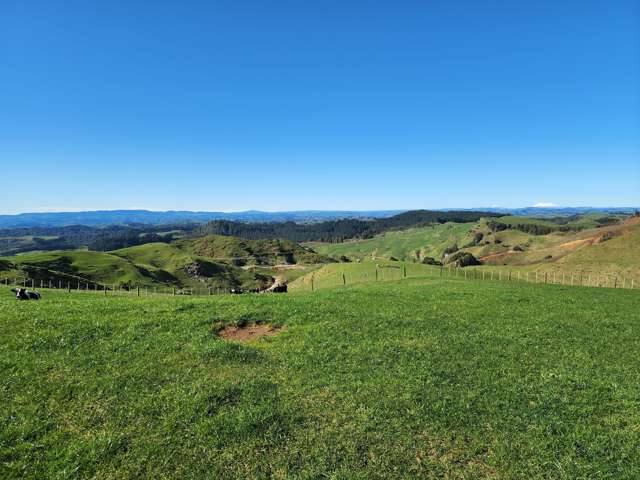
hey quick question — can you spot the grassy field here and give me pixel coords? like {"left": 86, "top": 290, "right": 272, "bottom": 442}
{"left": 307, "top": 223, "right": 474, "bottom": 262}
{"left": 1, "top": 279, "right": 639, "bottom": 479}
{"left": 289, "top": 260, "right": 442, "bottom": 291}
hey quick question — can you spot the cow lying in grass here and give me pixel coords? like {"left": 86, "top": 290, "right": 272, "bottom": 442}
{"left": 11, "top": 288, "right": 41, "bottom": 300}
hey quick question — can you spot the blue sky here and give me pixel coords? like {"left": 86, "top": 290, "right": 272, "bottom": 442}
{"left": 1, "top": 0, "right": 638, "bottom": 214}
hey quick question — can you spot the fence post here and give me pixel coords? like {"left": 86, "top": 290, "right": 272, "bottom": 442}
{"left": 375, "top": 268, "right": 378, "bottom": 281}
{"left": 137, "top": 285, "right": 140, "bottom": 297}
{"left": 67, "top": 282, "right": 71, "bottom": 293}
{"left": 614, "top": 277, "right": 617, "bottom": 289}
{"left": 403, "top": 266, "right": 407, "bottom": 278}
{"left": 342, "top": 273, "right": 346, "bottom": 286}
{"left": 544, "top": 273, "right": 547, "bottom": 284}
{"left": 311, "top": 276, "right": 314, "bottom": 292}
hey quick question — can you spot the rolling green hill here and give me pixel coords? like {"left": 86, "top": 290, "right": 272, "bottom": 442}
{"left": 307, "top": 222, "right": 476, "bottom": 262}
{"left": 307, "top": 215, "right": 640, "bottom": 280}
{"left": 1, "top": 279, "right": 638, "bottom": 478}
{"left": 0, "top": 235, "right": 334, "bottom": 291}
{"left": 180, "top": 235, "right": 331, "bottom": 266}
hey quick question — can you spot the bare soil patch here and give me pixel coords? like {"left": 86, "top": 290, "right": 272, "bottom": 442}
{"left": 558, "top": 236, "right": 598, "bottom": 251}
{"left": 479, "top": 250, "right": 520, "bottom": 262}
{"left": 217, "top": 324, "right": 284, "bottom": 342}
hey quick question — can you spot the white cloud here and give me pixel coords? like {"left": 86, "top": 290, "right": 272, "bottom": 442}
{"left": 533, "top": 202, "right": 557, "bottom": 208}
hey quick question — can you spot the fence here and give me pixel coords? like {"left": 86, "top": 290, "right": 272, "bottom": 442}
{"left": 0, "top": 277, "right": 234, "bottom": 297}
{"left": 298, "top": 263, "right": 639, "bottom": 292}
{"left": 2, "top": 263, "right": 638, "bottom": 297}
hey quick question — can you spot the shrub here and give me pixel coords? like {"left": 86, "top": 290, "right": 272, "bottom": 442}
{"left": 421, "top": 257, "right": 441, "bottom": 266}
{"left": 464, "top": 232, "right": 484, "bottom": 248}
{"left": 448, "top": 252, "right": 482, "bottom": 267}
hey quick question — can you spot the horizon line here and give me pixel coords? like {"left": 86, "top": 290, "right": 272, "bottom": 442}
{"left": 1, "top": 205, "right": 639, "bottom": 216}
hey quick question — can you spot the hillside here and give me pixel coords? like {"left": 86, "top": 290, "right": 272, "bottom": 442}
{"left": 179, "top": 235, "right": 331, "bottom": 266}
{"left": 0, "top": 209, "right": 501, "bottom": 256}
{"left": 308, "top": 214, "right": 640, "bottom": 279}
{"left": 307, "top": 222, "right": 475, "bottom": 262}
{"left": 196, "top": 209, "right": 503, "bottom": 243}
{"left": 0, "top": 235, "right": 333, "bottom": 291}
{"left": 1, "top": 279, "right": 638, "bottom": 478}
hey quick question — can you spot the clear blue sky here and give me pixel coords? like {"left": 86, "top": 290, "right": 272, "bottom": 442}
{"left": 1, "top": 0, "right": 638, "bottom": 214}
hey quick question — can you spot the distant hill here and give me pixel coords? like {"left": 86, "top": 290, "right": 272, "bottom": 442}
{"left": 2, "top": 207, "right": 636, "bottom": 228}
{"left": 196, "top": 210, "right": 504, "bottom": 243}
{"left": 0, "top": 209, "right": 501, "bottom": 256}
{"left": 0, "top": 209, "right": 404, "bottom": 228}
{"left": 452, "top": 207, "right": 638, "bottom": 217}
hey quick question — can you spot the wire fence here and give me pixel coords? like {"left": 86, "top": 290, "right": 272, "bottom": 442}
{"left": 1, "top": 277, "right": 236, "bottom": 297}
{"left": 1, "top": 263, "right": 638, "bottom": 297}
{"left": 296, "top": 263, "right": 639, "bottom": 292}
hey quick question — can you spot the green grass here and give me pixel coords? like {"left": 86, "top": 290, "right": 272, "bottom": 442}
{"left": 1, "top": 279, "right": 639, "bottom": 479}
{"left": 289, "top": 260, "right": 441, "bottom": 291}
{"left": 307, "top": 223, "right": 474, "bottom": 262}
{"left": 0, "top": 250, "right": 153, "bottom": 286}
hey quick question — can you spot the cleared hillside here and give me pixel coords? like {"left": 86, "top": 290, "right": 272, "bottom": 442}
{"left": 0, "top": 235, "right": 333, "bottom": 291}
{"left": 307, "top": 222, "right": 475, "bottom": 262}
{"left": 308, "top": 215, "right": 640, "bottom": 279}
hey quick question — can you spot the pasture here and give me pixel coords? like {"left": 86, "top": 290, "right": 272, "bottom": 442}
{"left": 306, "top": 222, "right": 474, "bottom": 262}
{"left": 1, "top": 278, "right": 639, "bottom": 479}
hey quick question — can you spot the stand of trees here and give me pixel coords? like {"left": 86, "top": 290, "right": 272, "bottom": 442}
{"left": 197, "top": 210, "right": 504, "bottom": 243}
{"left": 486, "top": 220, "right": 583, "bottom": 236}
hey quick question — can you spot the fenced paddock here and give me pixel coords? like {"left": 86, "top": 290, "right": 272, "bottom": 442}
{"left": 2, "top": 261, "right": 638, "bottom": 297}
{"left": 291, "top": 262, "right": 640, "bottom": 292}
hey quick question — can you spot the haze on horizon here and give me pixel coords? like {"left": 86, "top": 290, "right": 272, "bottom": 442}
{"left": 1, "top": 0, "right": 638, "bottom": 214}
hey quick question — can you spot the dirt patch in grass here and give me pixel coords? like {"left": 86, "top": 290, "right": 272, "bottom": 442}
{"left": 558, "top": 236, "right": 598, "bottom": 251}
{"left": 217, "top": 324, "right": 284, "bottom": 342}
{"left": 480, "top": 250, "right": 520, "bottom": 262}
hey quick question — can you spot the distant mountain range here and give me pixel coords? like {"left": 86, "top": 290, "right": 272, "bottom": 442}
{"left": 0, "top": 210, "right": 404, "bottom": 228}
{"left": 0, "top": 207, "right": 636, "bottom": 228}
{"left": 448, "top": 207, "right": 638, "bottom": 217}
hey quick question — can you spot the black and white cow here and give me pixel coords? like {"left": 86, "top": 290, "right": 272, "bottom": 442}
{"left": 11, "top": 288, "right": 41, "bottom": 300}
